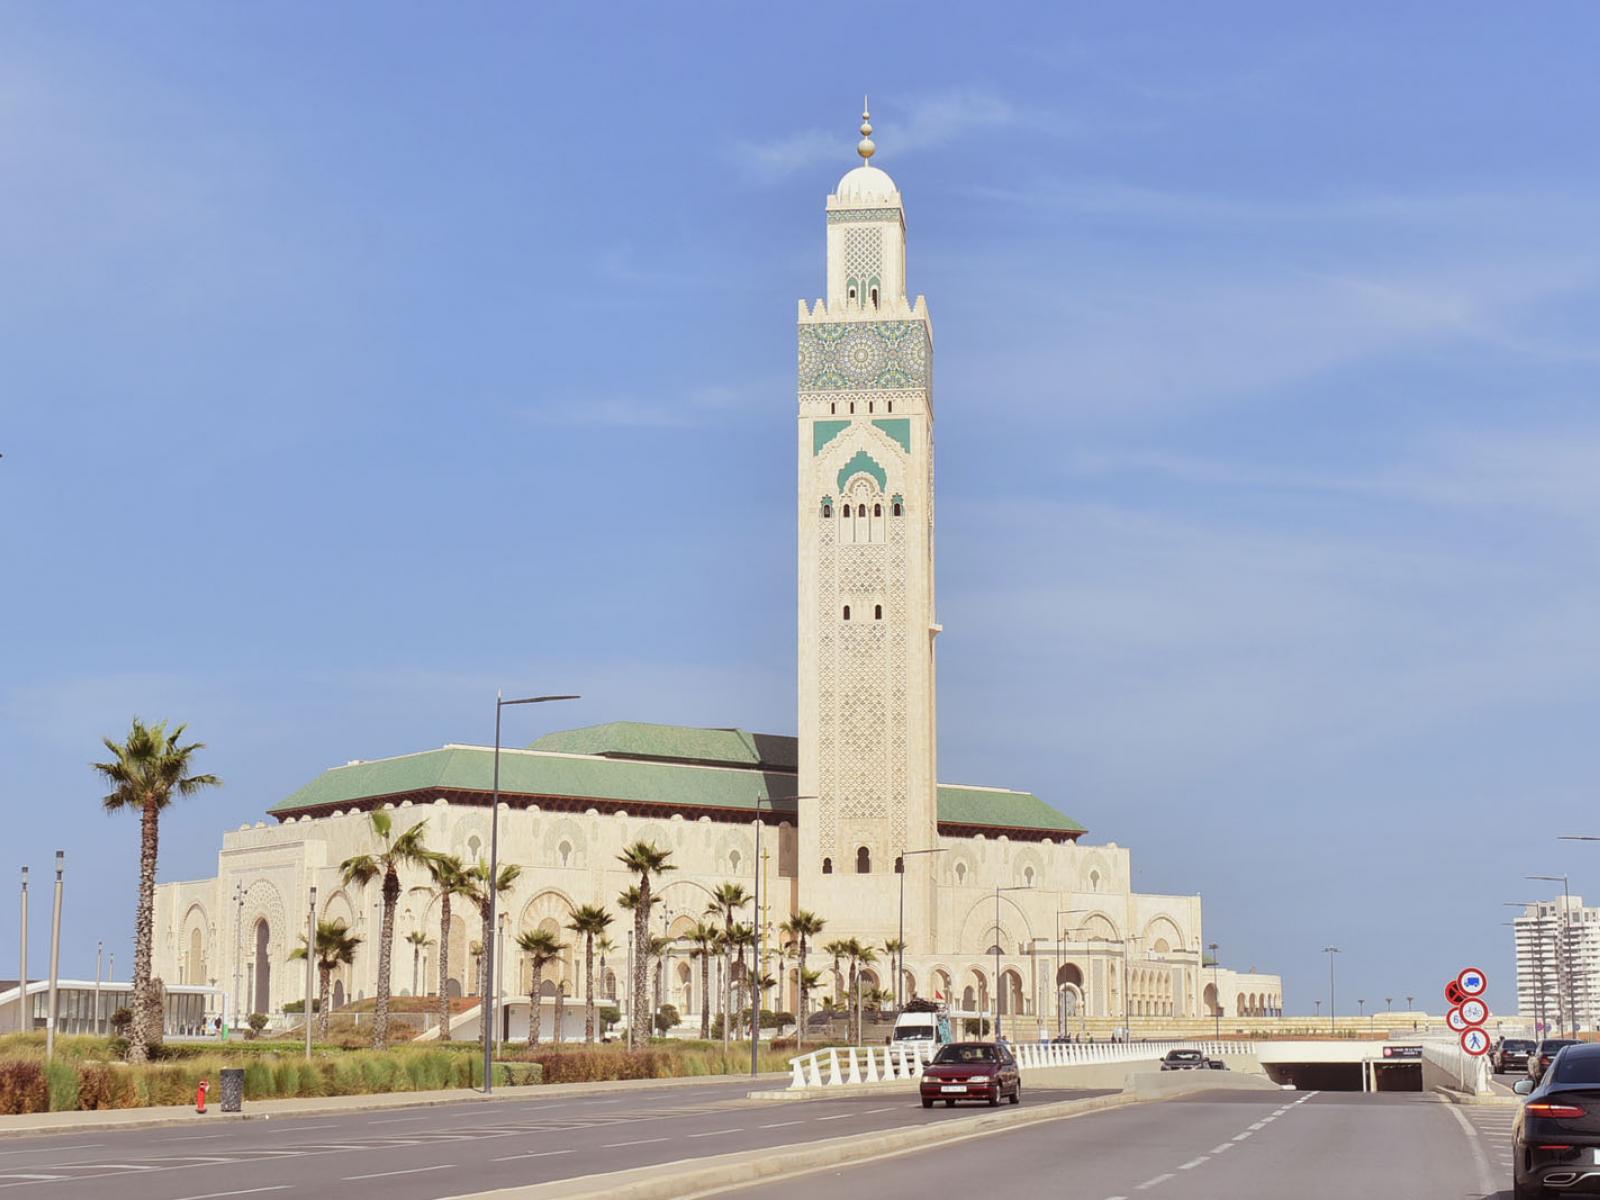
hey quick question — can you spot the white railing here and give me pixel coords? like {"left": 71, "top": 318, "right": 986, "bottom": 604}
{"left": 786, "top": 1039, "right": 1254, "bottom": 1089}
{"left": 1420, "top": 1038, "right": 1492, "bottom": 1096}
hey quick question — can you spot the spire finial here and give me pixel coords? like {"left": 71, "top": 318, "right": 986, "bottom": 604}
{"left": 857, "top": 96, "right": 876, "bottom": 162}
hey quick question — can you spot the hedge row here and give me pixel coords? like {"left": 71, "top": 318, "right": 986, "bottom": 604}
{"left": 0, "top": 1048, "right": 527, "bottom": 1114}
{"left": 502, "top": 1044, "right": 795, "bottom": 1083}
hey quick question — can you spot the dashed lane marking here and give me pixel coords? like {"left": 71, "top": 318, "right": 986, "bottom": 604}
{"left": 1179, "top": 1157, "right": 1208, "bottom": 1170}
{"left": 491, "top": 1150, "right": 573, "bottom": 1162}
{"left": 758, "top": 1121, "right": 802, "bottom": 1129}
{"left": 687, "top": 1129, "right": 744, "bottom": 1138}
{"left": 170, "top": 1189, "right": 292, "bottom": 1200}
{"left": 1135, "top": 1174, "right": 1174, "bottom": 1190}
{"left": 814, "top": 1114, "right": 853, "bottom": 1121}
{"left": 1232, "top": 1132, "right": 1252, "bottom": 1141}
{"left": 344, "top": 1164, "right": 453, "bottom": 1181}
{"left": 1210, "top": 1144, "right": 1233, "bottom": 1154}
{"left": 602, "top": 1137, "right": 668, "bottom": 1148}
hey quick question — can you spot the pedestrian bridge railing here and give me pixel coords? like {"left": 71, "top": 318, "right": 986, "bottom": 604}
{"left": 786, "top": 1039, "right": 1255, "bottom": 1090}
{"left": 1420, "top": 1038, "right": 1491, "bottom": 1096}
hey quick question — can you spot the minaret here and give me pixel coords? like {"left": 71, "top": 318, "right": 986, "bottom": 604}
{"left": 797, "top": 104, "right": 939, "bottom": 946}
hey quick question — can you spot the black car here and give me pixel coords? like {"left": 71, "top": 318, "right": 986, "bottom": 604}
{"left": 1160, "top": 1049, "right": 1210, "bottom": 1071}
{"left": 1531, "top": 1039, "right": 1583, "bottom": 1085}
{"left": 1496, "top": 1038, "right": 1535, "bottom": 1075}
{"left": 1514, "top": 1043, "right": 1600, "bottom": 1197}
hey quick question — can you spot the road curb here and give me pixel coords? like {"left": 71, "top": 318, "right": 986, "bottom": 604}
{"left": 439, "top": 1089, "right": 1153, "bottom": 1200}
{"left": 0, "top": 1072, "right": 789, "bottom": 1139}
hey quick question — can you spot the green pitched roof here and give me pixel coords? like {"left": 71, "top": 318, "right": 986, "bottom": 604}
{"left": 268, "top": 726, "right": 1085, "bottom": 837}
{"left": 527, "top": 722, "right": 797, "bottom": 772}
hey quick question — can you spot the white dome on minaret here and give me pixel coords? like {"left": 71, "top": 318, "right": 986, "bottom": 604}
{"left": 834, "top": 100, "right": 898, "bottom": 201}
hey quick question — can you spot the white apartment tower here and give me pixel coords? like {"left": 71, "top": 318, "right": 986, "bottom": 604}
{"left": 1514, "top": 896, "right": 1600, "bottom": 1033}
{"left": 796, "top": 107, "right": 940, "bottom": 944}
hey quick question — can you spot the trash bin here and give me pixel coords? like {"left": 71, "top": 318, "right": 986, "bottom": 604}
{"left": 220, "top": 1068, "right": 245, "bottom": 1113}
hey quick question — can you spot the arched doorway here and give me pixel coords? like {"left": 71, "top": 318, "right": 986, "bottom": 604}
{"left": 1057, "top": 963, "right": 1085, "bottom": 1033}
{"left": 186, "top": 927, "right": 205, "bottom": 985}
{"left": 999, "top": 970, "right": 1024, "bottom": 1017}
{"left": 252, "top": 919, "right": 271, "bottom": 1014}
{"left": 333, "top": 980, "right": 346, "bottom": 1010}
{"left": 1203, "top": 982, "right": 1219, "bottom": 1017}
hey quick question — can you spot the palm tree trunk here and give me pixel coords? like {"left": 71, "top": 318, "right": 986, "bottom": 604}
{"left": 530, "top": 963, "right": 543, "bottom": 1045}
{"left": 797, "top": 937, "right": 807, "bottom": 1052}
{"left": 373, "top": 870, "right": 398, "bottom": 1050}
{"left": 318, "top": 964, "right": 331, "bottom": 1039}
{"left": 127, "top": 802, "right": 161, "bottom": 1064}
{"left": 722, "top": 927, "right": 732, "bottom": 1050}
{"left": 554, "top": 984, "right": 565, "bottom": 1044}
{"left": 699, "top": 953, "right": 710, "bottom": 1038}
{"left": 437, "top": 894, "right": 452, "bottom": 1042}
{"left": 584, "top": 937, "right": 596, "bottom": 1044}
{"left": 632, "top": 879, "right": 651, "bottom": 1046}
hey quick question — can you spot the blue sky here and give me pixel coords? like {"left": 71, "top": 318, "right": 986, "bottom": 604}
{"left": 4, "top": 2, "right": 1599, "bottom": 1017}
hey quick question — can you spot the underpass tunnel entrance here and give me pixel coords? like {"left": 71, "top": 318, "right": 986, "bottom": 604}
{"left": 1372, "top": 1062, "right": 1422, "bottom": 1092}
{"left": 1264, "top": 1062, "right": 1364, "bottom": 1091}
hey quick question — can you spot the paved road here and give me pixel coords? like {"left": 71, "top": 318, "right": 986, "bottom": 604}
{"left": 727, "top": 1090, "right": 1512, "bottom": 1200}
{"left": 0, "top": 1079, "right": 1111, "bottom": 1200}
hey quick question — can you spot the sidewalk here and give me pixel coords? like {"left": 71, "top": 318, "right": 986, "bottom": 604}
{"left": 0, "top": 1071, "right": 789, "bottom": 1138}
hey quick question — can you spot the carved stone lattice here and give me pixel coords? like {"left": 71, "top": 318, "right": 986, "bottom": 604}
{"left": 844, "top": 227, "right": 883, "bottom": 290}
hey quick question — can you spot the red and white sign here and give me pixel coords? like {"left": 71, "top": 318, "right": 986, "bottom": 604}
{"left": 1459, "top": 998, "right": 1489, "bottom": 1026}
{"left": 1446, "top": 1006, "right": 1469, "bottom": 1032}
{"left": 1456, "top": 967, "right": 1487, "bottom": 998}
{"left": 1444, "top": 981, "right": 1467, "bottom": 1007}
{"left": 1461, "top": 1027, "right": 1491, "bottom": 1056}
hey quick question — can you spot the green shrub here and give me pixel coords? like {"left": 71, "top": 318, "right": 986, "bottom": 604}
{"left": 0, "top": 1060, "right": 49, "bottom": 1114}
{"left": 45, "top": 1060, "right": 79, "bottom": 1112}
{"left": 243, "top": 1061, "right": 274, "bottom": 1099}
{"left": 77, "top": 1064, "right": 137, "bottom": 1109}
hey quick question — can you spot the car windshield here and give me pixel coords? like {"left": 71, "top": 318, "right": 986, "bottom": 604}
{"left": 1503, "top": 1040, "right": 1534, "bottom": 1051}
{"left": 895, "top": 1028, "right": 934, "bottom": 1039}
{"left": 1544, "top": 1040, "right": 1581, "bottom": 1053}
{"left": 933, "top": 1045, "right": 997, "bottom": 1064}
{"left": 1167, "top": 1050, "right": 1203, "bottom": 1060}
{"left": 1551, "top": 1053, "right": 1600, "bottom": 1084}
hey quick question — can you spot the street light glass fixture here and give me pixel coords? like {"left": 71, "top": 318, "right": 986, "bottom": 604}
{"left": 482, "top": 692, "right": 580, "bottom": 1094}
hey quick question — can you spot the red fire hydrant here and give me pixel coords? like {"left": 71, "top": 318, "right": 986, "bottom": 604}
{"left": 196, "top": 1079, "right": 209, "bottom": 1114}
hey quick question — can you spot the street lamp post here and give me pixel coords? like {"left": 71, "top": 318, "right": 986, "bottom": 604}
{"left": 1120, "top": 935, "right": 1144, "bottom": 1040}
{"left": 231, "top": 881, "right": 244, "bottom": 1035}
{"left": 94, "top": 941, "right": 103, "bottom": 1036}
{"left": 304, "top": 885, "right": 316, "bottom": 1059}
{"left": 897, "top": 848, "right": 946, "bottom": 1013}
{"left": 483, "top": 692, "right": 580, "bottom": 1094}
{"left": 1507, "top": 902, "right": 1554, "bottom": 1035}
{"left": 17, "top": 867, "right": 27, "bottom": 1036}
{"left": 45, "top": 853, "right": 63, "bottom": 1060}
{"left": 1053, "top": 910, "right": 1091, "bottom": 1039}
{"left": 1208, "top": 942, "right": 1221, "bottom": 1042}
{"left": 1323, "top": 946, "right": 1341, "bottom": 1036}
{"left": 1530, "top": 874, "right": 1578, "bottom": 1037}
{"left": 750, "top": 793, "right": 816, "bottom": 1076}
{"left": 993, "top": 884, "right": 1032, "bottom": 1041}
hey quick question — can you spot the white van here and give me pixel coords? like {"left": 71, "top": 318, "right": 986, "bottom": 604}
{"left": 890, "top": 1010, "right": 952, "bottom": 1046}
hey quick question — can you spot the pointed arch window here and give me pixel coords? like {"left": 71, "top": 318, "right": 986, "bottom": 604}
{"left": 874, "top": 604, "right": 883, "bottom": 620}
{"left": 842, "top": 504, "right": 851, "bottom": 518}
{"left": 873, "top": 503, "right": 882, "bottom": 517}
{"left": 856, "top": 846, "right": 871, "bottom": 874}
{"left": 822, "top": 858, "right": 833, "bottom": 875}
{"left": 892, "top": 501, "right": 903, "bottom": 517}
{"left": 842, "top": 605, "right": 851, "bottom": 621}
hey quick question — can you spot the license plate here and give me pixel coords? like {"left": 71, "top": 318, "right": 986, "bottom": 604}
{"left": 1593, "top": 1149, "right": 1600, "bottom": 1165}
{"left": 940, "top": 1085, "right": 967, "bottom": 1093}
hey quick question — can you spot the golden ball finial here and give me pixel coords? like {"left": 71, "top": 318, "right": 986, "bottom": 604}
{"left": 857, "top": 96, "right": 875, "bottom": 161}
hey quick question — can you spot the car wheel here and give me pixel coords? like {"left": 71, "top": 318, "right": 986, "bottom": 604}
{"left": 921, "top": 1098, "right": 933, "bottom": 1109}
{"left": 1513, "top": 1177, "right": 1546, "bottom": 1200}
{"left": 945, "top": 1099, "right": 955, "bottom": 1107}
{"left": 1009, "top": 1085, "right": 1021, "bottom": 1105}
{"left": 988, "top": 1092, "right": 1000, "bottom": 1106}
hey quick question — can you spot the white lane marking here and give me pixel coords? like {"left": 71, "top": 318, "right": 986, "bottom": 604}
{"left": 602, "top": 1137, "right": 668, "bottom": 1147}
{"left": 1210, "top": 1143, "right": 1233, "bottom": 1154}
{"left": 861, "top": 1107, "right": 897, "bottom": 1113}
{"left": 759, "top": 1121, "right": 802, "bottom": 1129}
{"left": 275, "top": 1123, "right": 338, "bottom": 1131}
{"left": 170, "top": 1188, "right": 292, "bottom": 1200}
{"left": 688, "top": 1128, "right": 743, "bottom": 1138}
{"left": 1179, "top": 1157, "right": 1208, "bottom": 1170}
{"left": 344, "top": 1164, "right": 453, "bottom": 1181}
{"left": 491, "top": 1150, "right": 572, "bottom": 1162}
{"left": 0, "top": 1145, "right": 104, "bottom": 1158}
{"left": 367, "top": 1115, "right": 429, "bottom": 1124}
{"left": 1232, "top": 1132, "right": 1252, "bottom": 1141}
{"left": 1444, "top": 1102, "right": 1497, "bottom": 1196}
{"left": 1135, "top": 1174, "right": 1174, "bottom": 1190}
{"left": 0, "top": 1178, "right": 63, "bottom": 1185}
{"left": 815, "top": 1113, "right": 853, "bottom": 1121}
{"left": 160, "top": 1134, "right": 230, "bottom": 1142}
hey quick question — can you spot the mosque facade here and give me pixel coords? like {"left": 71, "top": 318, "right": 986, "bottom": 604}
{"left": 152, "top": 113, "right": 1283, "bottom": 1037}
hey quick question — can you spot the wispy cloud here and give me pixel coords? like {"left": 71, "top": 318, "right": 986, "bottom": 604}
{"left": 735, "top": 88, "right": 1018, "bottom": 183}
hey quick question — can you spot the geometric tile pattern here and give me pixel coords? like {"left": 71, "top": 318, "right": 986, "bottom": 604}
{"left": 798, "top": 321, "right": 929, "bottom": 391}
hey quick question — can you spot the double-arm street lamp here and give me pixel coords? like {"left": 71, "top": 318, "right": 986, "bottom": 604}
{"left": 1208, "top": 942, "right": 1221, "bottom": 1041}
{"left": 896, "top": 848, "right": 946, "bottom": 1012}
{"left": 482, "top": 692, "right": 580, "bottom": 1094}
{"left": 1529, "top": 873, "right": 1578, "bottom": 1038}
{"left": 993, "top": 884, "right": 1032, "bottom": 1041}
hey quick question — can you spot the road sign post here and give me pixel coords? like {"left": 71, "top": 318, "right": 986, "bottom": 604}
{"left": 1446, "top": 968, "right": 1491, "bottom": 1060}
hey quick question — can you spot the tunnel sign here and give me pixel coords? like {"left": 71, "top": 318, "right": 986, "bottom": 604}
{"left": 1460, "top": 998, "right": 1489, "bottom": 1026}
{"left": 1446, "top": 1007, "right": 1470, "bottom": 1032}
{"left": 1456, "top": 967, "right": 1487, "bottom": 997}
{"left": 1461, "top": 1027, "right": 1491, "bottom": 1056}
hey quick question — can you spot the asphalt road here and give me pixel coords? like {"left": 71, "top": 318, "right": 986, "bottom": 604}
{"left": 0, "top": 1079, "right": 1111, "bottom": 1200}
{"left": 727, "top": 1089, "right": 1512, "bottom": 1200}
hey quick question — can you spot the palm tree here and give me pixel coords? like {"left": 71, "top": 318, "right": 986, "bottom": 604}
{"left": 566, "top": 904, "right": 614, "bottom": 1043}
{"left": 727, "top": 922, "right": 756, "bottom": 1034}
{"left": 616, "top": 842, "right": 675, "bottom": 1045}
{"left": 798, "top": 967, "right": 822, "bottom": 1039}
{"left": 881, "top": 937, "right": 906, "bottom": 1011}
{"left": 553, "top": 981, "right": 568, "bottom": 1044}
{"left": 822, "top": 939, "right": 850, "bottom": 1039}
{"left": 339, "top": 811, "right": 432, "bottom": 1049}
{"left": 290, "top": 920, "right": 362, "bottom": 1038}
{"left": 850, "top": 943, "right": 878, "bottom": 1044}
{"left": 421, "top": 852, "right": 474, "bottom": 1041}
{"left": 780, "top": 910, "right": 825, "bottom": 1049}
{"left": 515, "top": 927, "right": 564, "bottom": 1045}
{"left": 598, "top": 934, "right": 616, "bottom": 1005}
{"left": 91, "top": 718, "right": 222, "bottom": 1064}
{"left": 404, "top": 929, "right": 431, "bottom": 997}
{"left": 687, "top": 922, "right": 720, "bottom": 1038}
{"left": 648, "top": 934, "right": 672, "bottom": 1033}
{"left": 707, "top": 882, "right": 750, "bottom": 1049}
{"left": 465, "top": 859, "right": 522, "bottom": 1003}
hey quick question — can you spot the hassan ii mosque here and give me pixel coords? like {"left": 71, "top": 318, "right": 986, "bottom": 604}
{"left": 152, "top": 110, "right": 1284, "bottom": 1038}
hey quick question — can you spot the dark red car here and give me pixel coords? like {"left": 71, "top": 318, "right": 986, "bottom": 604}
{"left": 919, "top": 1041, "right": 1021, "bottom": 1108}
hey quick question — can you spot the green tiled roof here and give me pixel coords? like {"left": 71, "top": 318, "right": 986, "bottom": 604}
{"left": 527, "top": 722, "right": 797, "bottom": 772}
{"left": 268, "top": 727, "right": 1085, "bottom": 837}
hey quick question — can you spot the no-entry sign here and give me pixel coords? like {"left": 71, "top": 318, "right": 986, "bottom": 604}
{"left": 1461, "top": 1027, "right": 1491, "bottom": 1056}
